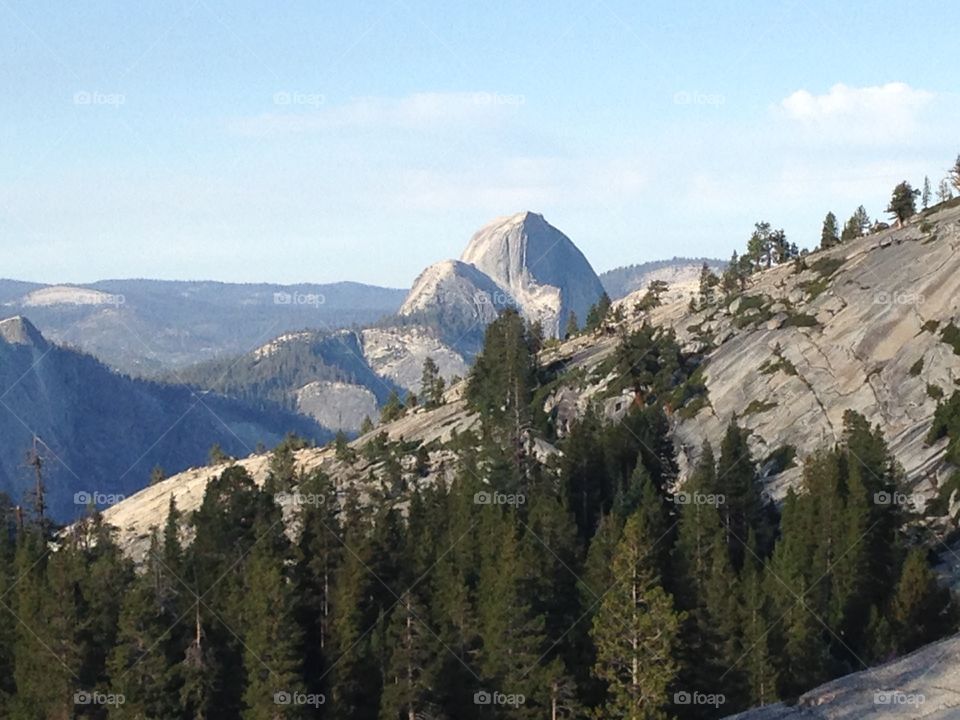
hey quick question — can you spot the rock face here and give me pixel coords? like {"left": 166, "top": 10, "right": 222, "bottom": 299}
{"left": 361, "top": 326, "right": 469, "bottom": 393}
{"left": 295, "top": 381, "right": 379, "bottom": 433}
{"left": 459, "top": 211, "right": 605, "bottom": 336}
{"left": 724, "top": 632, "right": 960, "bottom": 718}
{"left": 600, "top": 258, "right": 726, "bottom": 300}
{"left": 400, "top": 211, "right": 605, "bottom": 339}
{"left": 398, "top": 259, "right": 511, "bottom": 327}
{"left": 656, "top": 203, "right": 960, "bottom": 503}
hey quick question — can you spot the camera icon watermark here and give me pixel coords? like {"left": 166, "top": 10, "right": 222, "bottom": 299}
{"left": 273, "top": 91, "right": 325, "bottom": 108}
{"left": 473, "top": 91, "right": 525, "bottom": 107}
{"left": 674, "top": 491, "right": 725, "bottom": 507}
{"left": 273, "top": 690, "right": 325, "bottom": 706}
{"left": 874, "top": 690, "right": 924, "bottom": 706}
{"left": 273, "top": 291, "right": 325, "bottom": 308}
{"left": 74, "top": 90, "right": 126, "bottom": 107}
{"left": 276, "top": 492, "right": 325, "bottom": 508}
{"left": 873, "top": 491, "right": 921, "bottom": 507}
{"left": 673, "top": 90, "right": 725, "bottom": 107}
{"left": 473, "top": 690, "right": 525, "bottom": 707}
{"left": 74, "top": 691, "right": 125, "bottom": 707}
{"left": 474, "top": 490, "right": 525, "bottom": 507}
{"left": 673, "top": 690, "right": 725, "bottom": 708}
{"left": 74, "top": 490, "right": 125, "bottom": 507}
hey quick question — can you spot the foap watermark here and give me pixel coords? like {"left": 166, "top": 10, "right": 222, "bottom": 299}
{"left": 473, "top": 690, "right": 525, "bottom": 707}
{"left": 474, "top": 289, "right": 517, "bottom": 308}
{"left": 273, "top": 91, "right": 325, "bottom": 108}
{"left": 874, "top": 290, "right": 924, "bottom": 307}
{"left": 674, "top": 491, "right": 725, "bottom": 507}
{"left": 273, "top": 291, "right": 325, "bottom": 308}
{"left": 276, "top": 492, "right": 325, "bottom": 508}
{"left": 874, "top": 690, "right": 925, "bottom": 706}
{"left": 273, "top": 690, "right": 325, "bottom": 707}
{"left": 474, "top": 490, "right": 525, "bottom": 507}
{"left": 74, "top": 90, "right": 125, "bottom": 107}
{"left": 674, "top": 690, "right": 726, "bottom": 709}
{"left": 75, "top": 691, "right": 124, "bottom": 707}
{"left": 74, "top": 490, "right": 125, "bottom": 507}
{"left": 673, "top": 90, "right": 725, "bottom": 107}
{"left": 473, "top": 91, "right": 525, "bottom": 107}
{"left": 873, "top": 491, "right": 923, "bottom": 507}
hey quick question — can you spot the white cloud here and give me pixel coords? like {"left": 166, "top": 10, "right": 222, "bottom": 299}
{"left": 228, "top": 91, "right": 525, "bottom": 137}
{"left": 778, "top": 82, "right": 934, "bottom": 144}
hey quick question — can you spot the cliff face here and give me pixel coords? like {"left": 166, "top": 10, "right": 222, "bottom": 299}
{"left": 400, "top": 211, "right": 605, "bottom": 339}
{"left": 458, "top": 211, "right": 606, "bottom": 336}
{"left": 646, "top": 200, "right": 960, "bottom": 506}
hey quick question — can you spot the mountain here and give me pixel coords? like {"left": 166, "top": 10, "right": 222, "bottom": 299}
{"left": 0, "top": 316, "right": 330, "bottom": 520}
{"left": 168, "top": 328, "right": 409, "bottom": 433}
{"left": 102, "top": 198, "right": 960, "bottom": 549}
{"left": 401, "top": 211, "right": 605, "bottom": 339}
{"left": 600, "top": 257, "right": 726, "bottom": 299}
{"left": 0, "top": 279, "right": 406, "bottom": 375}
{"left": 91, "top": 199, "right": 960, "bottom": 716}
{"left": 182, "top": 212, "right": 601, "bottom": 429}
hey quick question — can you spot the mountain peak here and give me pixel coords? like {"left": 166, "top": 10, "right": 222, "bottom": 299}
{"left": 459, "top": 211, "right": 604, "bottom": 335}
{"left": 0, "top": 316, "right": 46, "bottom": 348}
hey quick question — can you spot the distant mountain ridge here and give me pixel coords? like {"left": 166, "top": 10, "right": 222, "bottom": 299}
{"left": 0, "top": 278, "right": 406, "bottom": 375}
{"left": 0, "top": 316, "right": 330, "bottom": 520}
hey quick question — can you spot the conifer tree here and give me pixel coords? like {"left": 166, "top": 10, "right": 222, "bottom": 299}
{"left": 739, "top": 547, "right": 778, "bottom": 708}
{"left": 591, "top": 509, "right": 683, "bottom": 720}
{"left": 420, "top": 357, "right": 446, "bottom": 409}
{"left": 715, "top": 421, "right": 765, "bottom": 570}
{"left": 820, "top": 212, "right": 839, "bottom": 249}
{"left": 107, "top": 531, "right": 182, "bottom": 719}
{"left": 890, "top": 548, "right": 957, "bottom": 654}
{"left": 887, "top": 181, "right": 920, "bottom": 225}
{"left": 585, "top": 292, "right": 612, "bottom": 331}
{"left": 476, "top": 508, "right": 546, "bottom": 710}
{"left": 379, "top": 591, "right": 441, "bottom": 720}
{"left": 239, "top": 509, "right": 306, "bottom": 719}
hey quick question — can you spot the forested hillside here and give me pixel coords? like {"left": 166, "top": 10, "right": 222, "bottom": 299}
{"left": 8, "top": 305, "right": 958, "bottom": 719}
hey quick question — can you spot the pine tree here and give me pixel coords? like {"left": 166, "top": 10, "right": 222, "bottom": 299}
{"left": 379, "top": 591, "right": 441, "bottom": 720}
{"left": 886, "top": 181, "right": 920, "bottom": 225}
{"left": 951, "top": 154, "right": 960, "bottom": 193}
{"left": 420, "top": 357, "right": 446, "bottom": 409}
{"left": 591, "top": 509, "right": 683, "bottom": 720}
{"left": 476, "top": 508, "right": 546, "bottom": 711}
{"left": 565, "top": 311, "right": 579, "bottom": 338}
{"left": 107, "top": 531, "right": 182, "bottom": 719}
{"left": 294, "top": 470, "right": 340, "bottom": 699}
{"left": 697, "top": 263, "right": 719, "bottom": 308}
{"left": 329, "top": 492, "right": 377, "bottom": 720}
{"left": 922, "top": 176, "right": 932, "bottom": 209}
{"left": 890, "top": 548, "right": 958, "bottom": 654}
{"left": 740, "top": 550, "right": 778, "bottom": 708}
{"left": 715, "top": 421, "right": 765, "bottom": 570}
{"left": 585, "top": 292, "right": 613, "bottom": 331}
{"left": 381, "top": 390, "right": 406, "bottom": 423}
{"left": 939, "top": 177, "right": 954, "bottom": 203}
{"left": 239, "top": 509, "right": 306, "bottom": 719}
{"left": 820, "top": 212, "right": 839, "bottom": 249}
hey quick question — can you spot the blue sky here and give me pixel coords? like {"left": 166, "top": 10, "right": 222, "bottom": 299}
{"left": 1, "top": 0, "right": 958, "bottom": 287}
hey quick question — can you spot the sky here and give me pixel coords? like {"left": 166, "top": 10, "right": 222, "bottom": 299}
{"left": 1, "top": 0, "right": 958, "bottom": 288}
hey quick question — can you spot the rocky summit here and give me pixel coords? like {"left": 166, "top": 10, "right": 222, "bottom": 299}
{"left": 402, "top": 211, "right": 606, "bottom": 339}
